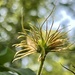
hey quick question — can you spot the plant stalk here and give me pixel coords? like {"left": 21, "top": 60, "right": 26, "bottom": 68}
{"left": 37, "top": 54, "right": 46, "bottom": 75}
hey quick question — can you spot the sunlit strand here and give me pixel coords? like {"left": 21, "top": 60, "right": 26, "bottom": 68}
{"left": 14, "top": 50, "right": 36, "bottom": 57}
{"left": 13, "top": 51, "right": 36, "bottom": 62}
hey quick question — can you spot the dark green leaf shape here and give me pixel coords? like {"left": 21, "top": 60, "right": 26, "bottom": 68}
{"left": 0, "top": 47, "right": 15, "bottom": 65}
{"left": 0, "top": 48, "right": 7, "bottom": 56}
{"left": 0, "top": 72, "right": 14, "bottom": 75}
{"left": 15, "top": 68, "right": 36, "bottom": 75}
{"left": 0, "top": 65, "right": 11, "bottom": 72}
{"left": 0, "top": 66, "right": 36, "bottom": 75}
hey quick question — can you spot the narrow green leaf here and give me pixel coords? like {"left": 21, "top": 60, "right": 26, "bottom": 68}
{"left": 0, "top": 66, "right": 36, "bottom": 75}
{"left": 16, "top": 68, "right": 36, "bottom": 75}
{"left": 0, "top": 72, "right": 14, "bottom": 75}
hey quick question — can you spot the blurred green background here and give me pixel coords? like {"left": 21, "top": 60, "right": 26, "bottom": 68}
{"left": 0, "top": 0, "right": 75, "bottom": 75}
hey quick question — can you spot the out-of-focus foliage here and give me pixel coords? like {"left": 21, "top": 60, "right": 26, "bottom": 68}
{"left": 0, "top": 0, "right": 75, "bottom": 75}
{"left": 0, "top": 47, "right": 15, "bottom": 65}
{"left": 0, "top": 65, "right": 36, "bottom": 75}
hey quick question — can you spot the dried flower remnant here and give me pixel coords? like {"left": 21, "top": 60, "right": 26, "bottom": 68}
{"left": 13, "top": 20, "right": 71, "bottom": 75}
{"left": 13, "top": 23, "right": 70, "bottom": 61}
{"left": 13, "top": 6, "right": 72, "bottom": 75}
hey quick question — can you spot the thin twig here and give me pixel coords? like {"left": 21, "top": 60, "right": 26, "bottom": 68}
{"left": 61, "top": 64, "right": 75, "bottom": 75}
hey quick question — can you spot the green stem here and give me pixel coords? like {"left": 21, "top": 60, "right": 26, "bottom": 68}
{"left": 37, "top": 54, "right": 46, "bottom": 75}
